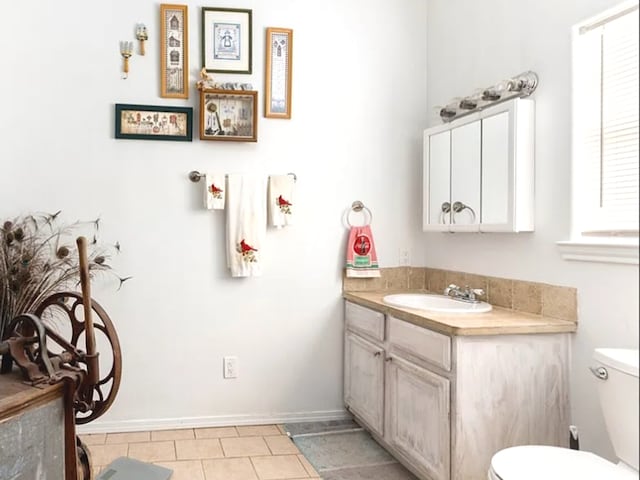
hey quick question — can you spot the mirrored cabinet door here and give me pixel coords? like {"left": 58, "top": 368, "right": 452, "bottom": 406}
{"left": 451, "top": 121, "right": 481, "bottom": 230}
{"left": 426, "top": 130, "right": 451, "bottom": 230}
{"left": 481, "top": 111, "right": 511, "bottom": 226}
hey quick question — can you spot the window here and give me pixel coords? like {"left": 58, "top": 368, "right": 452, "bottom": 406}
{"left": 560, "top": 1, "right": 639, "bottom": 264}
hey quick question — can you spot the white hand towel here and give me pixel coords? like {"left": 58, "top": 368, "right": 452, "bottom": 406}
{"left": 268, "top": 174, "right": 295, "bottom": 228}
{"left": 204, "top": 173, "right": 226, "bottom": 210}
{"left": 225, "top": 174, "right": 267, "bottom": 277}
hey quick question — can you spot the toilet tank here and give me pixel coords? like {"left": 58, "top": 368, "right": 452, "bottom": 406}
{"left": 592, "top": 348, "right": 639, "bottom": 471}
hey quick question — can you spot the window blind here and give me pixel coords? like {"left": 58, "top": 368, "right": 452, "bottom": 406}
{"left": 574, "top": 3, "right": 639, "bottom": 234}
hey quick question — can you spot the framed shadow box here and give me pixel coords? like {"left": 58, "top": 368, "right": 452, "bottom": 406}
{"left": 199, "top": 89, "right": 257, "bottom": 142}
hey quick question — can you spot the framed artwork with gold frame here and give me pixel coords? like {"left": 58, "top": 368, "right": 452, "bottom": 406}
{"left": 160, "top": 4, "right": 189, "bottom": 98}
{"left": 199, "top": 89, "right": 258, "bottom": 142}
{"left": 264, "top": 27, "right": 293, "bottom": 119}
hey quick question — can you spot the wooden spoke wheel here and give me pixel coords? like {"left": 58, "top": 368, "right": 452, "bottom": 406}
{"left": 35, "top": 292, "right": 122, "bottom": 424}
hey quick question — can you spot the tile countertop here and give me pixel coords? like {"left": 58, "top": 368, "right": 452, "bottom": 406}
{"left": 343, "top": 290, "right": 578, "bottom": 336}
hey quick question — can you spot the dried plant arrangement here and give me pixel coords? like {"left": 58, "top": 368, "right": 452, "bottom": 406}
{"left": 0, "top": 211, "right": 130, "bottom": 340}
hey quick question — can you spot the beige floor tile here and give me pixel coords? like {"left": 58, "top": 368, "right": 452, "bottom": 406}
{"left": 237, "top": 425, "right": 281, "bottom": 437}
{"left": 151, "top": 428, "right": 195, "bottom": 441}
{"left": 202, "top": 457, "right": 258, "bottom": 480}
{"left": 277, "top": 425, "right": 288, "bottom": 435}
{"left": 87, "top": 443, "right": 128, "bottom": 467}
{"left": 80, "top": 433, "right": 106, "bottom": 446}
{"left": 195, "top": 426, "right": 239, "bottom": 439}
{"left": 265, "top": 435, "right": 300, "bottom": 455}
{"left": 128, "top": 440, "right": 176, "bottom": 463}
{"left": 154, "top": 460, "right": 205, "bottom": 480}
{"left": 105, "top": 431, "right": 151, "bottom": 444}
{"left": 297, "top": 454, "right": 320, "bottom": 477}
{"left": 176, "top": 438, "right": 224, "bottom": 460}
{"left": 251, "top": 455, "right": 308, "bottom": 480}
{"left": 221, "top": 436, "right": 270, "bottom": 457}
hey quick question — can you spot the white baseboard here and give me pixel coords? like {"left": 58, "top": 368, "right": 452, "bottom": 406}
{"left": 77, "top": 409, "right": 351, "bottom": 434}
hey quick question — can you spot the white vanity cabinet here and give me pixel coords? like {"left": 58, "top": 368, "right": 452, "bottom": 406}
{"left": 422, "top": 98, "right": 534, "bottom": 232}
{"left": 344, "top": 300, "right": 570, "bottom": 480}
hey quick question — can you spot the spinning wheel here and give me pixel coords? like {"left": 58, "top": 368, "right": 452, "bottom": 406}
{"left": 34, "top": 292, "right": 122, "bottom": 424}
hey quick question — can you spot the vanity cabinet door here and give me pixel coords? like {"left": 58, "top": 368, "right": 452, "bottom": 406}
{"left": 344, "top": 333, "right": 385, "bottom": 436}
{"left": 385, "top": 355, "right": 450, "bottom": 480}
{"left": 450, "top": 121, "right": 481, "bottom": 231}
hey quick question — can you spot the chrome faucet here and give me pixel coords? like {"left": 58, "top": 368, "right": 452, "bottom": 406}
{"left": 443, "top": 284, "right": 485, "bottom": 303}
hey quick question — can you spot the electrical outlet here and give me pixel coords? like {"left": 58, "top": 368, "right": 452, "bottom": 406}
{"left": 223, "top": 356, "right": 238, "bottom": 379}
{"left": 399, "top": 248, "right": 410, "bottom": 266}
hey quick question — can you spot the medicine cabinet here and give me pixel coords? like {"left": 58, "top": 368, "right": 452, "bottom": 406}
{"left": 422, "top": 98, "right": 534, "bottom": 233}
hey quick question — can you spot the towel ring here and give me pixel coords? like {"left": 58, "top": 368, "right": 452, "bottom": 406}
{"left": 188, "top": 170, "right": 297, "bottom": 183}
{"left": 345, "top": 200, "right": 372, "bottom": 227}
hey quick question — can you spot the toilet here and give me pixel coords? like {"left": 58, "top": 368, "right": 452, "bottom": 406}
{"left": 488, "top": 348, "right": 639, "bottom": 480}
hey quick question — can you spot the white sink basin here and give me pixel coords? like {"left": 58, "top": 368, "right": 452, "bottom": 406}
{"left": 382, "top": 293, "right": 492, "bottom": 314}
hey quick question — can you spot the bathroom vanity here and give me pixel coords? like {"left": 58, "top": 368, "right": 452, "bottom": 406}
{"left": 343, "top": 291, "right": 576, "bottom": 480}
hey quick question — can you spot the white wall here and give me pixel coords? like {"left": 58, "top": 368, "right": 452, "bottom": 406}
{"left": 424, "top": 0, "right": 639, "bottom": 461}
{"left": 0, "top": 0, "right": 428, "bottom": 430}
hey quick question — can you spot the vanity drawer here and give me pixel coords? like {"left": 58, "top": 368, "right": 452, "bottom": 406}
{"left": 389, "top": 316, "right": 451, "bottom": 371}
{"left": 345, "top": 302, "right": 385, "bottom": 342}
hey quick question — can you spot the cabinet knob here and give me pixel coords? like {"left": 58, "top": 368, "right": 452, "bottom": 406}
{"left": 385, "top": 357, "right": 393, "bottom": 363}
{"left": 373, "top": 351, "right": 382, "bottom": 357}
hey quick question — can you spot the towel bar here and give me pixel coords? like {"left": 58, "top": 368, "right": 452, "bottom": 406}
{"left": 188, "top": 170, "right": 297, "bottom": 183}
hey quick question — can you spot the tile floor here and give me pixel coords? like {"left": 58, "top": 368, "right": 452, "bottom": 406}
{"left": 82, "top": 424, "right": 321, "bottom": 480}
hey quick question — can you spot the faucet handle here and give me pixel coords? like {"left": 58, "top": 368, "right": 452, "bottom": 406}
{"left": 444, "top": 284, "right": 459, "bottom": 295}
{"left": 472, "top": 288, "right": 485, "bottom": 296}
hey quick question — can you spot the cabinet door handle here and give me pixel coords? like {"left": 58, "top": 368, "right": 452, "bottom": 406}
{"left": 373, "top": 351, "right": 382, "bottom": 357}
{"left": 385, "top": 357, "right": 393, "bottom": 363}
{"left": 451, "top": 201, "right": 476, "bottom": 224}
{"left": 439, "top": 202, "right": 451, "bottom": 224}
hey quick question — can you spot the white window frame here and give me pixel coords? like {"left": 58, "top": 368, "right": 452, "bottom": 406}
{"left": 558, "top": 0, "right": 639, "bottom": 265}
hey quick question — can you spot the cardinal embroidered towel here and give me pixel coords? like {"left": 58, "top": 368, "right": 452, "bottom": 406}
{"left": 204, "top": 173, "right": 226, "bottom": 210}
{"left": 226, "top": 174, "right": 267, "bottom": 277}
{"left": 268, "top": 175, "right": 295, "bottom": 228}
{"left": 345, "top": 225, "right": 380, "bottom": 278}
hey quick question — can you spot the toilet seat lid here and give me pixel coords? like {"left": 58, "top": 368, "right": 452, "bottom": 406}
{"left": 490, "top": 446, "right": 638, "bottom": 480}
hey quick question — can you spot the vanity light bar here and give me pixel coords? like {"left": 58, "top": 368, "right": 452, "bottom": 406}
{"left": 439, "top": 71, "right": 539, "bottom": 122}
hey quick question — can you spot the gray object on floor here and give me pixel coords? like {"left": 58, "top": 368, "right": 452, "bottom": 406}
{"left": 287, "top": 422, "right": 419, "bottom": 480}
{"left": 283, "top": 419, "right": 361, "bottom": 436}
{"left": 322, "top": 463, "right": 420, "bottom": 480}
{"left": 293, "top": 430, "right": 395, "bottom": 471}
{"left": 96, "top": 457, "right": 173, "bottom": 480}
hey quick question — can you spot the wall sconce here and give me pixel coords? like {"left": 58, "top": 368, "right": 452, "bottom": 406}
{"left": 136, "top": 24, "right": 148, "bottom": 55}
{"left": 437, "top": 71, "right": 539, "bottom": 122}
{"left": 119, "top": 41, "right": 133, "bottom": 79}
